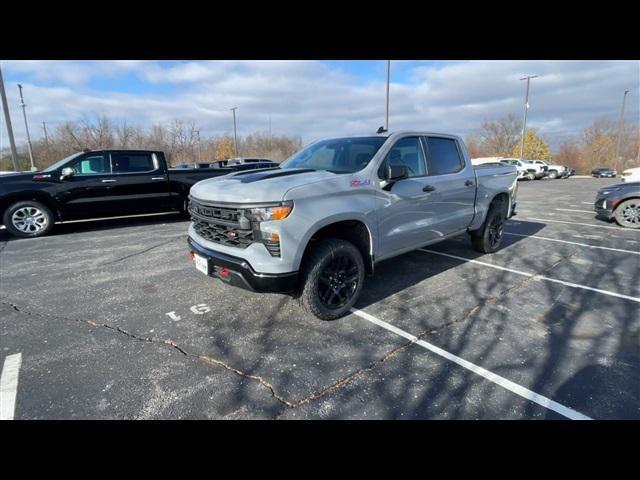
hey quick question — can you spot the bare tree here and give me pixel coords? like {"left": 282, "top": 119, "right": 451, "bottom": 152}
{"left": 474, "top": 114, "right": 523, "bottom": 157}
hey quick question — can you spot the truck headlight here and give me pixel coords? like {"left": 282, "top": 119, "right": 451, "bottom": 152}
{"left": 245, "top": 201, "right": 293, "bottom": 222}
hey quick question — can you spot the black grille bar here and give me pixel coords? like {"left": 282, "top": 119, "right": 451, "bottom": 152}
{"left": 192, "top": 220, "right": 254, "bottom": 248}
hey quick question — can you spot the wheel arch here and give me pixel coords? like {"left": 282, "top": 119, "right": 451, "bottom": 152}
{"left": 0, "top": 192, "right": 60, "bottom": 223}
{"left": 298, "top": 219, "right": 374, "bottom": 274}
{"left": 613, "top": 195, "right": 640, "bottom": 212}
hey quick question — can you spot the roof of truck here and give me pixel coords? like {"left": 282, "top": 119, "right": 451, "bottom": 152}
{"left": 322, "top": 130, "right": 461, "bottom": 139}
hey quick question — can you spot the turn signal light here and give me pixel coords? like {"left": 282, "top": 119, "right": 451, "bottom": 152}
{"left": 271, "top": 206, "right": 292, "bottom": 221}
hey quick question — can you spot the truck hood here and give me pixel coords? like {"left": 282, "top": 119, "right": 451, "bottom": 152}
{"left": 189, "top": 168, "right": 341, "bottom": 203}
{"left": 0, "top": 172, "right": 43, "bottom": 184}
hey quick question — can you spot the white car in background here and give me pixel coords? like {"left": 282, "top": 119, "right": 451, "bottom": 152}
{"left": 525, "top": 159, "right": 567, "bottom": 179}
{"left": 621, "top": 167, "right": 640, "bottom": 183}
{"left": 497, "top": 158, "right": 530, "bottom": 180}
{"left": 471, "top": 157, "right": 527, "bottom": 180}
{"left": 499, "top": 158, "right": 544, "bottom": 180}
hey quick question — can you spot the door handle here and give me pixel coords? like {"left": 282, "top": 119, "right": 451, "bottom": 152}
{"left": 422, "top": 185, "right": 436, "bottom": 192}
{"left": 465, "top": 180, "right": 474, "bottom": 186}
{"left": 101, "top": 179, "right": 117, "bottom": 183}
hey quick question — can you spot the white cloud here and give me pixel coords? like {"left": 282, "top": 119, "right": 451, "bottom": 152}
{"left": 1, "top": 60, "right": 638, "bottom": 154}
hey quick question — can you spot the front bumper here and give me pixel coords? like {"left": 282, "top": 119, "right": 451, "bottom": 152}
{"left": 188, "top": 237, "right": 299, "bottom": 293}
{"left": 594, "top": 196, "right": 615, "bottom": 220}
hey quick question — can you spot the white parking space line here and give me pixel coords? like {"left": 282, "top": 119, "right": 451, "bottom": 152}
{"left": 518, "top": 217, "right": 633, "bottom": 231}
{"left": 555, "top": 208, "right": 596, "bottom": 214}
{"left": 419, "top": 249, "right": 640, "bottom": 303}
{"left": 504, "top": 232, "right": 640, "bottom": 255}
{"left": 581, "top": 202, "right": 594, "bottom": 205}
{"left": 350, "top": 309, "right": 592, "bottom": 420}
{"left": 0, "top": 353, "right": 22, "bottom": 420}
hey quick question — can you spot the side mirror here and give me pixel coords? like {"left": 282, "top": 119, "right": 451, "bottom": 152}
{"left": 387, "top": 164, "right": 408, "bottom": 181}
{"left": 60, "top": 167, "right": 74, "bottom": 179}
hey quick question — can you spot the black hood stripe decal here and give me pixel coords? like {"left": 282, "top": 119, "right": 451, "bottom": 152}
{"left": 238, "top": 168, "right": 316, "bottom": 183}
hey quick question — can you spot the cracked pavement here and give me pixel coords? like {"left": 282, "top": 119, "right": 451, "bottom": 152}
{"left": 1, "top": 179, "right": 638, "bottom": 419}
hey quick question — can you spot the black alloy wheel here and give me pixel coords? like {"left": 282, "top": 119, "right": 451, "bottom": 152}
{"left": 318, "top": 254, "right": 360, "bottom": 309}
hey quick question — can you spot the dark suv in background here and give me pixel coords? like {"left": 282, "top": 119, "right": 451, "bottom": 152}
{"left": 594, "top": 181, "right": 640, "bottom": 228}
{"left": 591, "top": 167, "right": 617, "bottom": 178}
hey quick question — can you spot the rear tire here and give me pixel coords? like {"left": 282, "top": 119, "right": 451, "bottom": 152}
{"left": 299, "top": 238, "right": 365, "bottom": 320}
{"left": 613, "top": 199, "right": 640, "bottom": 229}
{"left": 527, "top": 172, "right": 535, "bottom": 181}
{"left": 470, "top": 202, "right": 507, "bottom": 254}
{"left": 2, "top": 200, "right": 54, "bottom": 238}
{"left": 549, "top": 170, "right": 558, "bottom": 179}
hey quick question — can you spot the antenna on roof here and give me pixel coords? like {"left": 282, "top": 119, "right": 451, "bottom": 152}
{"left": 376, "top": 126, "right": 387, "bottom": 134}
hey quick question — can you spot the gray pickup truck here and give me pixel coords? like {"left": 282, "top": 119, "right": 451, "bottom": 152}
{"left": 187, "top": 131, "right": 518, "bottom": 319}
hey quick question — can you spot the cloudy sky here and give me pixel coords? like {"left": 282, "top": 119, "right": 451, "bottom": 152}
{"left": 1, "top": 60, "right": 638, "bottom": 152}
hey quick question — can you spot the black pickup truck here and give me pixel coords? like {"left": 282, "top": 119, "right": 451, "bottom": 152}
{"left": 0, "top": 149, "right": 276, "bottom": 238}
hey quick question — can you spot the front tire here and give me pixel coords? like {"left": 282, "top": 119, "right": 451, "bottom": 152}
{"left": 2, "top": 200, "right": 54, "bottom": 238}
{"left": 470, "top": 202, "right": 507, "bottom": 254}
{"left": 614, "top": 199, "right": 640, "bottom": 229}
{"left": 526, "top": 172, "right": 535, "bottom": 181}
{"left": 549, "top": 170, "right": 558, "bottom": 179}
{"left": 299, "top": 238, "right": 365, "bottom": 320}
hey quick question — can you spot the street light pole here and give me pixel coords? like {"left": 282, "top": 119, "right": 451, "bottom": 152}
{"left": 518, "top": 75, "right": 538, "bottom": 162}
{"left": 385, "top": 60, "right": 391, "bottom": 131}
{"left": 614, "top": 89, "right": 630, "bottom": 173}
{"left": 231, "top": 107, "right": 238, "bottom": 158}
{"left": 42, "top": 121, "right": 50, "bottom": 161}
{"left": 17, "top": 84, "right": 36, "bottom": 171}
{"left": 0, "top": 64, "right": 19, "bottom": 171}
{"left": 196, "top": 129, "right": 201, "bottom": 164}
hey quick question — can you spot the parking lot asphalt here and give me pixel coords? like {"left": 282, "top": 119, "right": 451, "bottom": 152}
{"left": 1, "top": 177, "right": 638, "bottom": 419}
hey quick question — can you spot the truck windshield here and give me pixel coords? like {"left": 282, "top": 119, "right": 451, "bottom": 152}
{"left": 42, "top": 152, "right": 84, "bottom": 172}
{"left": 281, "top": 137, "right": 387, "bottom": 173}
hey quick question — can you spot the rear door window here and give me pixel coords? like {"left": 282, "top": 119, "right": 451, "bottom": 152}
{"left": 424, "top": 137, "right": 464, "bottom": 175}
{"left": 111, "top": 153, "right": 156, "bottom": 173}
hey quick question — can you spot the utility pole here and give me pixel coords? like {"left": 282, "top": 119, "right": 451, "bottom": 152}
{"left": 17, "top": 84, "right": 36, "bottom": 171}
{"left": 42, "top": 121, "right": 50, "bottom": 161}
{"left": 518, "top": 75, "right": 538, "bottom": 162}
{"left": 614, "top": 89, "right": 630, "bottom": 173}
{"left": 385, "top": 60, "right": 391, "bottom": 131}
{"left": 0, "top": 64, "right": 19, "bottom": 171}
{"left": 231, "top": 107, "right": 238, "bottom": 158}
{"left": 196, "top": 129, "right": 201, "bottom": 163}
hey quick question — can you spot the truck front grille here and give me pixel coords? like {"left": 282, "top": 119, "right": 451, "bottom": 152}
{"left": 192, "top": 220, "right": 254, "bottom": 248}
{"left": 188, "top": 198, "right": 282, "bottom": 256}
{"left": 189, "top": 198, "right": 253, "bottom": 249}
{"left": 188, "top": 201, "right": 244, "bottom": 224}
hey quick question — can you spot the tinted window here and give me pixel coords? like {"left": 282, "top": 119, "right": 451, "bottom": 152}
{"left": 282, "top": 137, "right": 387, "bottom": 173}
{"left": 378, "top": 136, "right": 427, "bottom": 179}
{"left": 426, "top": 137, "right": 463, "bottom": 175}
{"left": 111, "top": 153, "right": 155, "bottom": 173}
{"left": 68, "top": 154, "right": 110, "bottom": 175}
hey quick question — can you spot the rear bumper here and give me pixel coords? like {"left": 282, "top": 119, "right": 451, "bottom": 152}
{"left": 188, "top": 237, "right": 299, "bottom": 293}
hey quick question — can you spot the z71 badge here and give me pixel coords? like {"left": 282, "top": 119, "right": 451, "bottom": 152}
{"left": 350, "top": 179, "right": 371, "bottom": 187}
